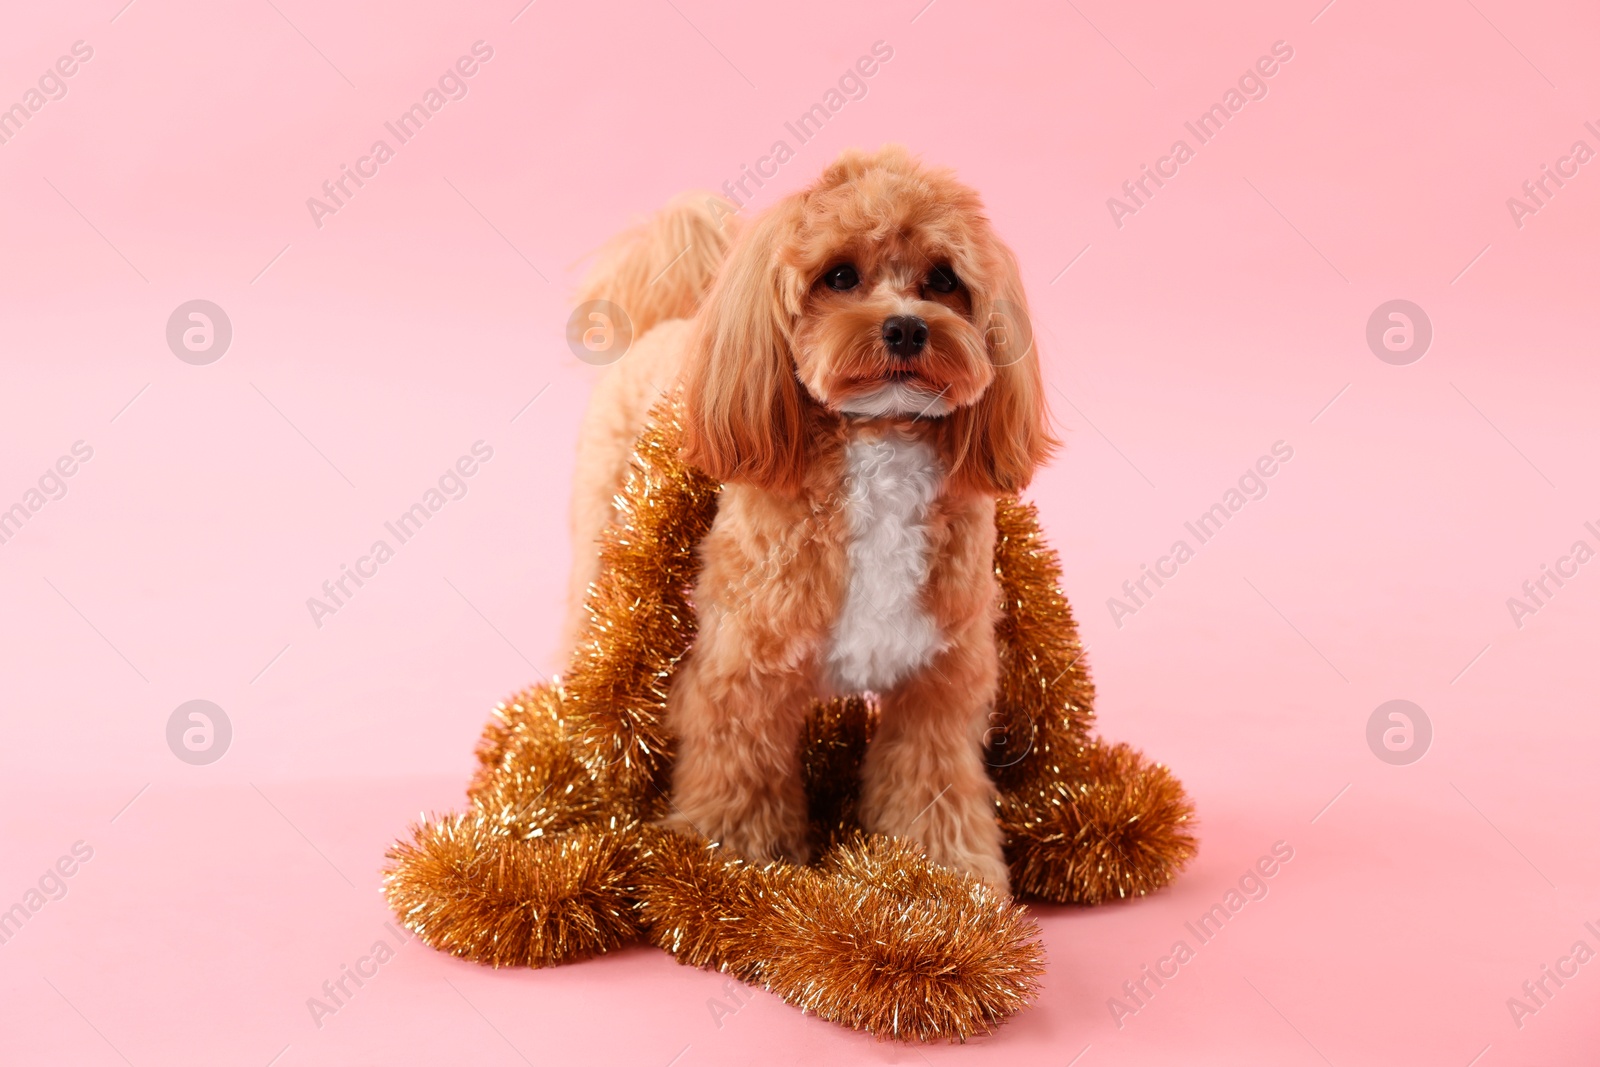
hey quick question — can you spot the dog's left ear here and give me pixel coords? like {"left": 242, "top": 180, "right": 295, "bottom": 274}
{"left": 953, "top": 241, "right": 1058, "bottom": 494}
{"left": 681, "top": 199, "right": 810, "bottom": 495}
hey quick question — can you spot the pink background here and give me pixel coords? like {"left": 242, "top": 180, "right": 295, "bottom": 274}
{"left": 2, "top": 0, "right": 1597, "bottom": 1063}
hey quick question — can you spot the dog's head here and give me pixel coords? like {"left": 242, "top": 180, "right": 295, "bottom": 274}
{"left": 683, "top": 146, "right": 1056, "bottom": 496}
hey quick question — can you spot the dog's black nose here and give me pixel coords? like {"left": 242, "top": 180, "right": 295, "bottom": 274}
{"left": 882, "top": 315, "right": 929, "bottom": 358}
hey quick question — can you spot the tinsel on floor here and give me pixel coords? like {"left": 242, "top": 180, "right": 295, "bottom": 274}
{"left": 384, "top": 397, "right": 1197, "bottom": 1041}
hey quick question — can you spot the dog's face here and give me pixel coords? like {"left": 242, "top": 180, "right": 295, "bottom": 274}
{"left": 684, "top": 146, "right": 1054, "bottom": 495}
{"left": 787, "top": 178, "right": 993, "bottom": 421}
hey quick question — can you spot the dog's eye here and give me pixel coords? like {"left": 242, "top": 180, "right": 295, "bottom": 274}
{"left": 926, "top": 266, "right": 960, "bottom": 294}
{"left": 822, "top": 264, "right": 859, "bottom": 291}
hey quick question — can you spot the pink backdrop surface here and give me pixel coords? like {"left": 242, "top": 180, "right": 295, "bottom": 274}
{"left": 2, "top": 0, "right": 1597, "bottom": 1064}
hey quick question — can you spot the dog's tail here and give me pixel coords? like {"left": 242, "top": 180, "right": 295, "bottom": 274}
{"left": 575, "top": 192, "right": 738, "bottom": 341}
{"left": 560, "top": 194, "right": 738, "bottom": 662}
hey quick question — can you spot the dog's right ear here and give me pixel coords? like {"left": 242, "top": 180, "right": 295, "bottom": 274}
{"left": 682, "top": 200, "right": 809, "bottom": 495}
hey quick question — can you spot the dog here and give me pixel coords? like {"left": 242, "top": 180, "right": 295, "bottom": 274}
{"left": 564, "top": 146, "right": 1054, "bottom": 892}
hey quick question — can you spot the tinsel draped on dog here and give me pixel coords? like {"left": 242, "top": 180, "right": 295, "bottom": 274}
{"left": 384, "top": 148, "right": 1197, "bottom": 1041}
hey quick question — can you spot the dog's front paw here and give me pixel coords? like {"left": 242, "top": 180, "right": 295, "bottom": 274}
{"left": 657, "top": 807, "right": 812, "bottom": 866}
{"left": 860, "top": 776, "right": 1012, "bottom": 894}
{"left": 937, "top": 845, "right": 1011, "bottom": 897}
{"left": 720, "top": 820, "right": 813, "bottom": 866}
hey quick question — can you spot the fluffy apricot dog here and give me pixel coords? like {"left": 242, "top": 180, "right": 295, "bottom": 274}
{"left": 567, "top": 146, "right": 1053, "bottom": 892}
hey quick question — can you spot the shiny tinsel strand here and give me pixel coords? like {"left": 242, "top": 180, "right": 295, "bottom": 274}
{"left": 383, "top": 393, "right": 1196, "bottom": 1040}
{"left": 634, "top": 824, "right": 792, "bottom": 979}
{"left": 634, "top": 828, "right": 1044, "bottom": 1041}
{"left": 466, "top": 684, "right": 608, "bottom": 837}
{"left": 758, "top": 836, "right": 1044, "bottom": 1041}
{"left": 383, "top": 815, "right": 642, "bottom": 967}
{"left": 987, "top": 496, "right": 1097, "bottom": 794}
{"left": 560, "top": 400, "right": 719, "bottom": 802}
{"left": 1003, "top": 740, "right": 1197, "bottom": 904}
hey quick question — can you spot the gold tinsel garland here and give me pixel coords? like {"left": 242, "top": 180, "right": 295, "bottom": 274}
{"left": 384, "top": 397, "right": 1197, "bottom": 1041}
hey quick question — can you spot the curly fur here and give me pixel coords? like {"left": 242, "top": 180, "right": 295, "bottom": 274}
{"left": 567, "top": 146, "right": 1058, "bottom": 891}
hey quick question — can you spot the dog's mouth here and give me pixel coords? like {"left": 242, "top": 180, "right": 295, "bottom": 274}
{"left": 844, "top": 365, "right": 936, "bottom": 389}
{"left": 835, "top": 374, "right": 955, "bottom": 419}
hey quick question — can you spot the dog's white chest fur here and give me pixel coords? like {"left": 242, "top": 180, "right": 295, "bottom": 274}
{"left": 825, "top": 432, "right": 946, "bottom": 693}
